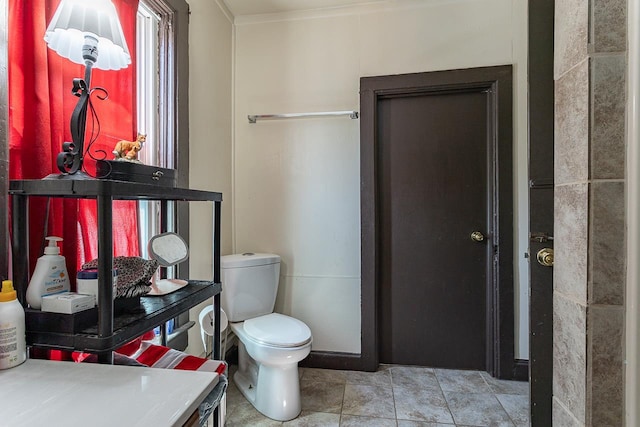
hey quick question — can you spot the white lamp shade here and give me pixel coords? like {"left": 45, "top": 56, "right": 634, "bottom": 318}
{"left": 44, "top": 0, "right": 131, "bottom": 70}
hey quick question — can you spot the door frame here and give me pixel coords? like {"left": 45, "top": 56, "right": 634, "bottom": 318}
{"left": 359, "top": 66, "right": 515, "bottom": 378}
{"left": 527, "top": 0, "right": 554, "bottom": 422}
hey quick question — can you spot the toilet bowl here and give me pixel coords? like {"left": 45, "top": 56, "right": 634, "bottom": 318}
{"left": 220, "top": 253, "right": 313, "bottom": 421}
{"left": 230, "top": 313, "right": 312, "bottom": 421}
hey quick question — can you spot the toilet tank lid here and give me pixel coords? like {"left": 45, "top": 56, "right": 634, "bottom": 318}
{"left": 221, "top": 253, "right": 280, "bottom": 269}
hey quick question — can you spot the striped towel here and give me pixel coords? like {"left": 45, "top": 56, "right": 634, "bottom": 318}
{"left": 73, "top": 331, "right": 227, "bottom": 377}
{"left": 128, "top": 341, "right": 227, "bottom": 374}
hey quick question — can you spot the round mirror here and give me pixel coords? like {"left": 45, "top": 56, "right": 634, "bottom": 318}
{"left": 148, "top": 232, "right": 189, "bottom": 267}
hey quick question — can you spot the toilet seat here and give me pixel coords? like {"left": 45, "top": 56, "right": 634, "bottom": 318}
{"left": 243, "top": 313, "right": 312, "bottom": 348}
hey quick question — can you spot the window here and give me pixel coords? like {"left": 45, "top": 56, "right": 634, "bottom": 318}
{"left": 137, "top": 2, "right": 160, "bottom": 259}
{"left": 136, "top": 0, "right": 190, "bottom": 349}
{"left": 136, "top": 1, "right": 174, "bottom": 260}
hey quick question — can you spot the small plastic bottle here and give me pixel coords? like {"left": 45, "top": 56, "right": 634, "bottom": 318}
{"left": 26, "top": 236, "right": 71, "bottom": 309}
{"left": 0, "top": 280, "right": 26, "bottom": 369}
{"left": 76, "top": 268, "right": 118, "bottom": 306}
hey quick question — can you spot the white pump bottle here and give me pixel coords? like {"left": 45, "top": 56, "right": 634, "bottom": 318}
{"left": 26, "top": 236, "right": 71, "bottom": 309}
{"left": 0, "top": 280, "right": 26, "bottom": 369}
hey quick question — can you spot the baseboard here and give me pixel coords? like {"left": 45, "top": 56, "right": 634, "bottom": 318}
{"left": 300, "top": 351, "right": 372, "bottom": 371}
{"left": 513, "top": 359, "right": 529, "bottom": 381}
{"left": 229, "top": 346, "right": 526, "bottom": 378}
{"left": 301, "top": 351, "right": 528, "bottom": 377}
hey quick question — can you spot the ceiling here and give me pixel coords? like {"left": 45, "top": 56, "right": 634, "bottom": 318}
{"left": 222, "top": 0, "right": 387, "bottom": 16}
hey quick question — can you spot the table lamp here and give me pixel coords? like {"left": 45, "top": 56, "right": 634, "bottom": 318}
{"left": 44, "top": 0, "right": 131, "bottom": 177}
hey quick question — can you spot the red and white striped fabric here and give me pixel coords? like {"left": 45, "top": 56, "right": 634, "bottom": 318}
{"left": 128, "top": 341, "right": 227, "bottom": 374}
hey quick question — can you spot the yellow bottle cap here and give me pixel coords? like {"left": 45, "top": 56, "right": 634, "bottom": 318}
{"left": 0, "top": 280, "right": 17, "bottom": 302}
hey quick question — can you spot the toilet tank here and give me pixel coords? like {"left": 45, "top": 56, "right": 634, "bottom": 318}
{"left": 220, "top": 253, "right": 281, "bottom": 322}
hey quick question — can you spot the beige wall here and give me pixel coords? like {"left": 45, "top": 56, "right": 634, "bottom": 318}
{"left": 233, "top": 0, "right": 530, "bottom": 355}
{"left": 186, "top": 0, "right": 234, "bottom": 356}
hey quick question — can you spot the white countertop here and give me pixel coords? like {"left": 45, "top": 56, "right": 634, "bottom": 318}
{"left": 0, "top": 359, "right": 219, "bottom": 427}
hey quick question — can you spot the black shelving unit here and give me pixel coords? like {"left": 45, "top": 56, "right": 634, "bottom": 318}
{"left": 9, "top": 178, "right": 223, "bottom": 365}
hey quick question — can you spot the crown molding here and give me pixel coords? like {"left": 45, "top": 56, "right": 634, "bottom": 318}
{"left": 232, "top": 0, "right": 467, "bottom": 25}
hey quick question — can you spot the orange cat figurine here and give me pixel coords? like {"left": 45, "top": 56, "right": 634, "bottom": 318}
{"left": 113, "top": 133, "right": 146, "bottom": 161}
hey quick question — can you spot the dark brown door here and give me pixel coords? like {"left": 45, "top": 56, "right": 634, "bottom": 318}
{"left": 528, "top": 0, "right": 554, "bottom": 424}
{"left": 378, "top": 90, "right": 490, "bottom": 369}
{"left": 360, "top": 67, "right": 514, "bottom": 377}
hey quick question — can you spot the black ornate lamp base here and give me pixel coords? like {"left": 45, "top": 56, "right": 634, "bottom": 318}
{"left": 43, "top": 170, "right": 95, "bottom": 180}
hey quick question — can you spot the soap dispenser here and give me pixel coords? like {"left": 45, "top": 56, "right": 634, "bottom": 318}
{"left": 26, "top": 236, "right": 71, "bottom": 309}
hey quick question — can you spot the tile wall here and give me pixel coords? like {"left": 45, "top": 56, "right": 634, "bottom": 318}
{"left": 553, "top": 0, "right": 627, "bottom": 425}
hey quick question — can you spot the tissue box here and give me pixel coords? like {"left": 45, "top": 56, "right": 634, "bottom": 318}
{"left": 41, "top": 292, "right": 95, "bottom": 314}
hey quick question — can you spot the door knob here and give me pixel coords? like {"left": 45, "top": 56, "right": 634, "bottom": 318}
{"left": 536, "top": 248, "right": 554, "bottom": 267}
{"left": 470, "top": 231, "right": 485, "bottom": 242}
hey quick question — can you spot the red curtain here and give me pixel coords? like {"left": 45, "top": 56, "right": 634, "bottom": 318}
{"left": 8, "top": 0, "right": 141, "bottom": 278}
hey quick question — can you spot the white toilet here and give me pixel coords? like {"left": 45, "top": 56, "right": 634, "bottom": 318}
{"left": 220, "top": 253, "right": 312, "bottom": 421}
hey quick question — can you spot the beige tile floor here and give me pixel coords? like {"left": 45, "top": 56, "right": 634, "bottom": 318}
{"left": 224, "top": 364, "right": 529, "bottom": 427}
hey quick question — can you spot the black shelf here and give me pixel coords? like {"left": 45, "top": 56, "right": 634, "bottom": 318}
{"left": 26, "top": 281, "right": 221, "bottom": 352}
{"left": 10, "top": 178, "right": 223, "bottom": 364}
{"left": 9, "top": 178, "right": 222, "bottom": 202}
